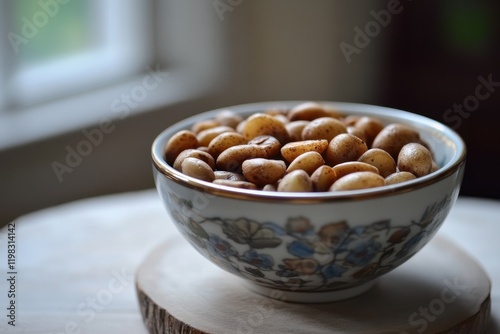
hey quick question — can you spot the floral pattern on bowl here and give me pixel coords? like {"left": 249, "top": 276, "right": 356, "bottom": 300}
{"left": 165, "top": 191, "right": 453, "bottom": 292}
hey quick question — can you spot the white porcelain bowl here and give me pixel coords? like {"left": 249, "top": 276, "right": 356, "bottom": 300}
{"left": 152, "top": 101, "right": 466, "bottom": 303}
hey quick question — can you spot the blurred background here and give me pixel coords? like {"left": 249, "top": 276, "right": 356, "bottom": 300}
{"left": 1, "top": 0, "right": 499, "bottom": 228}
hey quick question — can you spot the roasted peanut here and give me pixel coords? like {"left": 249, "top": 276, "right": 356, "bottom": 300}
{"left": 262, "top": 184, "right": 277, "bottom": 192}
{"left": 197, "top": 126, "right": 234, "bottom": 147}
{"left": 372, "top": 123, "right": 421, "bottom": 160}
{"left": 301, "top": 117, "right": 347, "bottom": 142}
{"left": 265, "top": 107, "right": 288, "bottom": 116}
{"left": 277, "top": 170, "right": 313, "bottom": 192}
{"left": 354, "top": 116, "right": 384, "bottom": 146}
{"left": 281, "top": 140, "right": 329, "bottom": 163}
{"left": 347, "top": 126, "right": 368, "bottom": 144}
{"left": 323, "top": 106, "right": 343, "bottom": 119}
{"left": 384, "top": 171, "right": 417, "bottom": 185}
{"left": 358, "top": 148, "right": 396, "bottom": 178}
{"left": 216, "top": 144, "right": 267, "bottom": 172}
{"left": 242, "top": 113, "right": 289, "bottom": 144}
{"left": 285, "top": 120, "right": 310, "bottom": 141}
{"left": 164, "top": 130, "right": 199, "bottom": 164}
{"left": 236, "top": 119, "right": 247, "bottom": 134}
{"left": 288, "top": 102, "right": 337, "bottom": 121}
{"left": 330, "top": 171, "right": 385, "bottom": 191}
{"left": 181, "top": 157, "right": 215, "bottom": 182}
{"left": 173, "top": 149, "right": 216, "bottom": 171}
{"left": 311, "top": 165, "right": 337, "bottom": 192}
{"left": 287, "top": 151, "right": 325, "bottom": 175}
{"left": 325, "top": 134, "right": 368, "bottom": 166}
{"left": 214, "top": 171, "right": 247, "bottom": 181}
{"left": 332, "top": 161, "right": 379, "bottom": 179}
{"left": 273, "top": 114, "right": 290, "bottom": 125}
{"left": 397, "top": 143, "right": 433, "bottom": 177}
{"left": 196, "top": 146, "right": 210, "bottom": 153}
{"left": 215, "top": 110, "right": 244, "bottom": 128}
{"left": 248, "top": 135, "right": 281, "bottom": 158}
{"left": 342, "top": 115, "right": 361, "bottom": 126}
{"left": 191, "top": 120, "right": 220, "bottom": 134}
{"left": 242, "top": 158, "right": 286, "bottom": 187}
{"left": 208, "top": 132, "right": 247, "bottom": 159}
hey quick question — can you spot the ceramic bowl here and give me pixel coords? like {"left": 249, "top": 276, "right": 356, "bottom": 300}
{"left": 151, "top": 101, "right": 466, "bottom": 303}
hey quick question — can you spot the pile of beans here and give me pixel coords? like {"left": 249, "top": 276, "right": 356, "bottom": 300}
{"left": 164, "top": 102, "right": 438, "bottom": 192}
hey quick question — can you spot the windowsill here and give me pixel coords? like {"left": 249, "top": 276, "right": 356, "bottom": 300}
{"left": 0, "top": 69, "right": 217, "bottom": 151}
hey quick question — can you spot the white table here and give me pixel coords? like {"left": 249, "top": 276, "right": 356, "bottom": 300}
{"left": 0, "top": 189, "right": 498, "bottom": 333}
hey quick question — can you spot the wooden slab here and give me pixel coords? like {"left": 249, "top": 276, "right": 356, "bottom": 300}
{"left": 136, "top": 235, "right": 491, "bottom": 334}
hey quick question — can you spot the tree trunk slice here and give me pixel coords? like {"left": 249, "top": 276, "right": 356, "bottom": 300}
{"left": 136, "top": 235, "right": 491, "bottom": 334}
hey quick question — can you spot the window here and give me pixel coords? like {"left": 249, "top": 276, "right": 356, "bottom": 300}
{"left": 3, "top": 0, "right": 153, "bottom": 109}
{"left": 0, "top": 0, "right": 226, "bottom": 150}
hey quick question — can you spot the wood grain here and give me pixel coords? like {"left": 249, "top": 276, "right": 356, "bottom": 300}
{"left": 136, "top": 236, "right": 491, "bottom": 334}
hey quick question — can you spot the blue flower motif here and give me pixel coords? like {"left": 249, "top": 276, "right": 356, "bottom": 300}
{"left": 351, "top": 226, "right": 365, "bottom": 235}
{"left": 285, "top": 217, "right": 314, "bottom": 236}
{"left": 345, "top": 239, "right": 382, "bottom": 267}
{"left": 241, "top": 250, "right": 274, "bottom": 270}
{"left": 276, "top": 265, "right": 299, "bottom": 278}
{"left": 206, "top": 234, "right": 238, "bottom": 259}
{"left": 262, "top": 222, "right": 286, "bottom": 236}
{"left": 396, "top": 232, "right": 426, "bottom": 258}
{"left": 287, "top": 241, "right": 315, "bottom": 258}
{"left": 322, "top": 263, "right": 348, "bottom": 278}
{"left": 222, "top": 219, "right": 282, "bottom": 249}
{"left": 335, "top": 236, "right": 355, "bottom": 254}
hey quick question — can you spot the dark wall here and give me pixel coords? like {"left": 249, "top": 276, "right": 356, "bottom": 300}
{"left": 377, "top": 1, "right": 500, "bottom": 198}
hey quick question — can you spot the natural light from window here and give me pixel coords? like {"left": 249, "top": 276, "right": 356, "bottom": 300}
{"left": 0, "top": 0, "right": 225, "bottom": 150}
{"left": 2, "top": 0, "right": 152, "bottom": 110}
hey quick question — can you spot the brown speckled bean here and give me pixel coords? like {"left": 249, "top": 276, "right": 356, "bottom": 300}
{"left": 197, "top": 126, "right": 234, "bottom": 147}
{"left": 311, "top": 165, "right": 337, "bottom": 192}
{"left": 325, "top": 134, "right": 368, "bottom": 166}
{"left": 301, "top": 117, "right": 347, "bottom": 142}
{"left": 248, "top": 135, "right": 281, "bottom": 158}
{"left": 216, "top": 144, "right": 268, "bottom": 172}
{"left": 354, "top": 116, "right": 384, "bottom": 146}
{"left": 164, "top": 130, "right": 199, "bottom": 165}
{"left": 288, "top": 102, "right": 338, "bottom": 121}
{"left": 208, "top": 132, "right": 247, "bottom": 159}
{"left": 285, "top": 120, "right": 310, "bottom": 142}
{"left": 330, "top": 171, "right": 384, "bottom": 191}
{"left": 173, "top": 149, "right": 216, "bottom": 171}
{"left": 397, "top": 143, "right": 433, "bottom": 177}
{"left": 215, "top": 110, "right": 244, "bottom": 129}
{"left": 332, "top": 161, "right": 379, "bottom": 180}
{"left": 262, "top": 184, "right": 277, "bottom": 191}
{"left": 191, "top": 120, "right": 220, "bottom": 134}
{"left": 281, "top": 140, "right": 329, "bottom": 163}
{"left": 287, "top": 151, "right": 325, "bottom": 175}
{"left": 358, "top": 148, "right": 396, "bottom": 178}
{"left": 277, "top": 170, "right": 313, "bottom": 192}
{"left": 384, "top": 171, "right": 417, "bottom": 185}
{"left": 214, "top": 171, "right": 246, "bottom": 181}
{"left": 181, "top": 157, "right": 215, "bottom": 182}
{"left": 242, "top": 158, "right": 286, "bottom": 187}
{"left": 242, "top": 113, "right": 289, "bottom": 144}
{"left": 372, "top": 123, "right": 421, "bottom": 160}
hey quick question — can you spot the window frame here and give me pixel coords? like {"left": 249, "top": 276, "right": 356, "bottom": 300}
{"left": 0, "top": 0, "right": 227, "bottom": 150}
{"left": 5, "top": 0, "right": 154, "bottom": 108}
